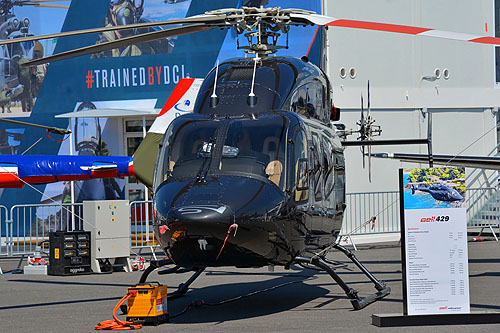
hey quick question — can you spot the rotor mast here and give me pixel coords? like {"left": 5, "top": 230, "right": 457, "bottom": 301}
{"left": 207, "top": 7, "right": 315, "bottom": 57}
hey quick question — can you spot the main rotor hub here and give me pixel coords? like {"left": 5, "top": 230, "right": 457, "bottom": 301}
{"left": 205, "top": 7, "right": 316, "bottom": 56}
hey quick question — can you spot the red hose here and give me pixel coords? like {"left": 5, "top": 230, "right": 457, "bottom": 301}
{"left": 95, "top": 292, "right": 142, "bottom": 330}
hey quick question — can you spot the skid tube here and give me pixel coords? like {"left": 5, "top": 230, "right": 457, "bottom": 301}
{"left": 294, "top": 243, "right": 390, "bottom": 310}
{"left": 139, "top": 259, "right": 206, "bottom": 300}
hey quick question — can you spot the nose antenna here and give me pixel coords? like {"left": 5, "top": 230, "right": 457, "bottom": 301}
{"left": 210, "top": 59, "right": 220, "bottom": 108}
{"left": 247, "top": 56, "right": 259, "bottom": 107}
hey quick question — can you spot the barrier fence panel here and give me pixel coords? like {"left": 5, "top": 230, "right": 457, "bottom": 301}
{"left": 466, "top": 187, "right": 500, "bottom": 228}
{"left": 10, "top": 203, "right": 83, "bottom": 256}
{"left": 342, "top": 191, "right": 400, "bottom": 237}
{"left": 130, "top": 200, "right": 155, "bottom": 249}
{"left": 0, "top": 205, "right": 8, "bottom": 256}
{"left": 3, "top": 188, "right": 498, "bottom": 257}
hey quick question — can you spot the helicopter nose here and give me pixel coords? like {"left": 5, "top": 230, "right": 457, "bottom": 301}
{"left": 154, "top": 176, "right": 284, "bottom": 225}
{"left": 168, "top": 204, "right": 233, "bottom": 223}
{"left": 153, "top": 176, "right": 286, "bottom": 265}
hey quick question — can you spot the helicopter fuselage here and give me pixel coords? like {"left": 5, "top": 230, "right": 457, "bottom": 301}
{"left": 152, "top": 56, "right": 346, "bottom": 267}
{"left": 412, "top": 183, "right": 464, "bottom": 202}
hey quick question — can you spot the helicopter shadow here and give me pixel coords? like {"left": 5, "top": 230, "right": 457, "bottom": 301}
{"left": 167, "top": 271, "right": 336, "bottom": 324}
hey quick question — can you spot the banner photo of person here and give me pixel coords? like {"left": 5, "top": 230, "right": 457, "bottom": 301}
{"left": 32, "top": 99, "right": 156, "bottom": 233}
{"left": 0, "top": 2, "right": 69, "bottom": 115}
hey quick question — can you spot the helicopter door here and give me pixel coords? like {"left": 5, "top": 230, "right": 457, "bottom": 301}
{"left": 309, "top": 132, "right": 325, "bottom": 239}
{"left": 321, "top": 135, "right": 339, "bottom": 238}
{"left": 288, "top": 126, "right": 311, "bottom": 239}
{"left": 332, "top": 148, "right": 346, "bottom": 233}
{"left": 290, "top": 127, "right": 308, "bottom": 202}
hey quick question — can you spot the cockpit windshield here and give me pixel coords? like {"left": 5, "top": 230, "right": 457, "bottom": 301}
{"left": 221, "top": 117, "right": 287, "bottom": 188}
{"left": 159, "top": 119, "right": 219, "bottom": 182}
{"left": 157, "top": 114, "right": 288, "bottom": 189}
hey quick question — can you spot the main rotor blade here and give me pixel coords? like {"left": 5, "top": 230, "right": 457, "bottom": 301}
{"left": 18, "top": 0, "right": 70, "bottom": 2}
{"left": 25, "top": 24, "right": 214, "bottom": 66}
{"left": 0, "top": 118, "right": 71, "bottom": 135}
{"left": 0, "top": 14, "right": 224, "bottom": 47}
{"left": 291, "top": 13, "right": 500, "bottom": 46}
{"left": 18, "top": 3, "right": 69, "bottom": 9}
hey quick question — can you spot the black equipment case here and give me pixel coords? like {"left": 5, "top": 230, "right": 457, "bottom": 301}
{"left": 48, "top": 231, "right": 92, "bottom": 275}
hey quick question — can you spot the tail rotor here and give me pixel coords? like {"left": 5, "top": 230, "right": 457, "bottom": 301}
{"left": 357, "top": 81, "right": 381, "bottom": 182}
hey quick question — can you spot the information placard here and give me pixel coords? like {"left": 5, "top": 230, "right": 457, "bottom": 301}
{"left": 404, "top": 208, "right": 470, "bottom": 315}
{"left": 399, "top": 167, "right": 470, "bottom": 316}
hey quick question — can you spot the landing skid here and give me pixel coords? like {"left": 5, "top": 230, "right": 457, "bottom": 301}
{"left": 139, "top": 259, "right": 205, "bottom": 300}
{"left": 137, "top": 246, "right": 389, "bottom": 312}
{"left": 295, "top": 243, "right": 390, "bottom": 310}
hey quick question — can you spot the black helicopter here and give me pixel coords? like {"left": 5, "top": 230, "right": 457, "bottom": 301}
{"left": 408, "top": 183, "right": 464, "bottom": 202}
{"left": 406, "top": 175, "right": 465, "bottom": 202}
{"left": 4, "top": 5, "right": 500, "bottom": 311}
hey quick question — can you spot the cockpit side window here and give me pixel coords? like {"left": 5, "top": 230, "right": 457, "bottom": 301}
{"left": 153, "top": 124, "right": 173, "bottom": 190}
{"left": 290, "top": 81, "right": 327, "bottom": 122}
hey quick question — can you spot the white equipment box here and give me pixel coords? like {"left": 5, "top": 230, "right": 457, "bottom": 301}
{"left": 83, "top": 200, "right": 132, "bottom": 273}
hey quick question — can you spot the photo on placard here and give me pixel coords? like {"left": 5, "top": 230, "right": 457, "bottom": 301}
{"left": 403, "top": 167, "right": 466, "bottom": 209}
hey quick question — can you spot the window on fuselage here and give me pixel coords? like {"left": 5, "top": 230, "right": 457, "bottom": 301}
{"left": 292, "top": 128, "right": 309, "bottom": 202}
{"left": 290, "top": 81, "right": 326, "bottom": 122}
{"left": 320, "top": 137, "right": 333, "bottom": 198}
{"left": 311, "top": 133, "right": 323, "bottom": 201}
{"left": 196, "top": 63, "right": 292, "bottom": 115}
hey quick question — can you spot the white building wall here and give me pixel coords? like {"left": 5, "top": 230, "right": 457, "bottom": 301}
{"left": 324, "top": 0, "right": 499, "bottom": 193}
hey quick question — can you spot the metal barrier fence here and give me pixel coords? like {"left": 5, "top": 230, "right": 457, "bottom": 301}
{"left": 0, "top": 205, "right": 8, "bottom": 256}
{"left": 466, "top": 187, "right": 498, "bottom": 223}
{"left": 9, "top": 203, "right": 83, "bottom": 256}
{"left": 341, "top": 191, "right": 400, "bottom": 237}
{"left": 0, "top": 200, "right": 155, "bottom": 256}
{"left": 1, "top": 187, "right": 499, "bottom": 256}
{"left": 129, "top": 200, "right": 155, "bottom": 249}
{"left": 466, "top": 187, "right": 499, "bottom": 227}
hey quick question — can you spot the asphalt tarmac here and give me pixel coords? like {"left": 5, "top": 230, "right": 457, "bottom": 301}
{"left": 1, "top": 240, "right": 499, "bottom": 332}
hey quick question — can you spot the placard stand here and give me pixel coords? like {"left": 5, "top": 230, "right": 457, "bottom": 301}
{"left": 372, "top": 169, "right": 500, "bottom": 327}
